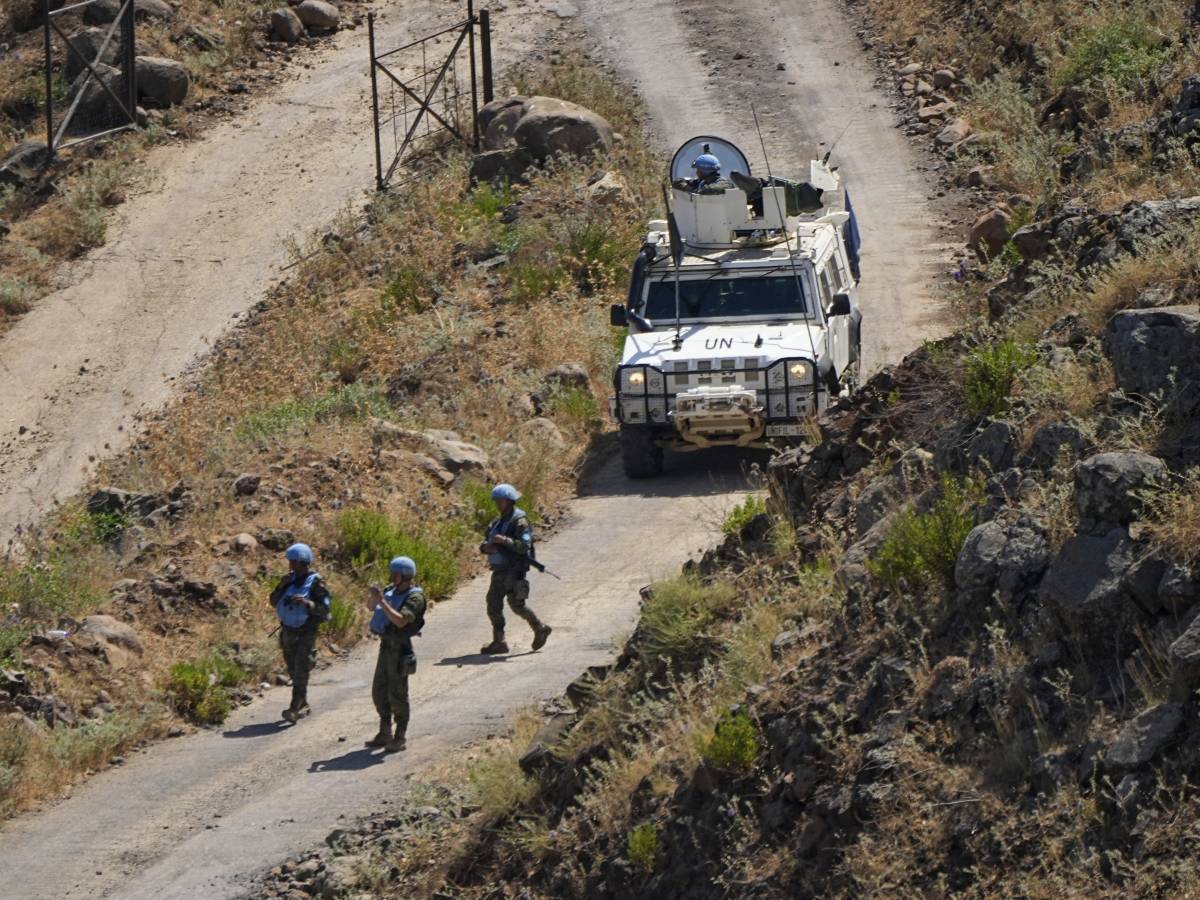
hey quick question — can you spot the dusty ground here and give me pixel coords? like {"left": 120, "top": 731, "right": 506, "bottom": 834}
{"left": 0, "top": 0, "right": 947, "bottom": 892}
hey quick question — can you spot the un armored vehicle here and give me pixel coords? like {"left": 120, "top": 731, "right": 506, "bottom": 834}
{"left": 609, "top": 136, "right": 864, "bottom": 477}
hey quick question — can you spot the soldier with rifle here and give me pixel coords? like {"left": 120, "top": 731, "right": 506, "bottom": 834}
{"left": 478, "top": 483, "right": 552, "bottom": 655}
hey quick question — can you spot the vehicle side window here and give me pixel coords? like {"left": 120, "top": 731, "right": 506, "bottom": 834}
{"left": 833, "top": 250, "right": 850, "bottom": 290}
{"left": 817, "top": 266, "right": 834, "bottom": 310}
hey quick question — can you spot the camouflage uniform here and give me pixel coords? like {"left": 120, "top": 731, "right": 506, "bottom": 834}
{"left": 270, "top": 572, "right": 330, "bottom": 715}
{"left": 481, "top": 507, "right": 548, "bottom": 649}
{"left": 371, "top": 586, "right": 426, "bottom": 741}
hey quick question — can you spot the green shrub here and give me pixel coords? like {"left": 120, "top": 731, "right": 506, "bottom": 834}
{"left": 627, "top": 822, "right": 659, "bottom": 872}
{"left": 469, "top": 180, "right": 515, "bottom": 218}
{"left": 702, "top": 709, "right": 760, "bottom": 773}
{"left": 868, "top": 475, "right": 983, "bottom": 591}
{"left": 338, "top": 508, "right": 459, "bottom": 598}
{"left": 237, "top": 382, "right": 389, "bottom": 440}
{"left": 640, "top": 576, "right": 738, "bottom": 666}
{"left": 509, "top": 260, "right": 566, "bottom": 303}
{"left": 962, "top": 72, "right": 1060, "bottom": 196}
{"left": 567, "top": 219, "right": 630, "bottom": 294}
{"left": 549, "top": 385, "right": 600, "bottom": 425}
{"left": 962, "top": 339, "right": 1037, "bottom": 418}
{"left": 85, "top": 510, "right": 131, "bottom": 543}
{"left": 323, "top": 594, "right": 359, "bottom": 641}
{"left": 167, "top": 652, "right": 249, "bottom": 725}
{"left": 722, "top": 495, "right": 768, "bottom": 536}
{"left": 468, "top": 745, "right": 537, "bottom": 817}
{"left": 1055, "top": 19, "right": 1168, "bottom": 93}
{"left": 381, "top": 264, "right": 429, "bottom": 314}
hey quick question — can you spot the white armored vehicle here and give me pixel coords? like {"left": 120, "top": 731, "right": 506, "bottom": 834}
{"left": 609, "top": 136, "right": 864, "bottom": 477}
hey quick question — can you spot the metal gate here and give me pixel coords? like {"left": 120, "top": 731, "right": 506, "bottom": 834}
{"left": 367, "top": 2, "right": 493, "bottom": 191}
{"left": 43, "top": 0, "right": 139, "bottom": 157}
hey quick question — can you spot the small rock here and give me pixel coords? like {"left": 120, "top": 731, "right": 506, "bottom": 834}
{"left": 234, "top": 474, "right": 262, "bottom": 496}
{"left": 932, "top": 68, "right": 956, "bottom": 90}
{"left": 256, "top": 528, "right": 295, "bottom": 551}
{"left": 1105, "top": 703, "right": 1183, "bottom": 772}
{"left": 968, "top": 207, "right": 1011, "bottom": 260}
{"left": 232, "top": 533, "right": 259, "bottom": 553}
{"left": 134, "top": 56, "right": 191, "bottom": 107}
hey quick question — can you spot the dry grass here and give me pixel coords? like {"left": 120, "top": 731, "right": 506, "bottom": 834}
{"left": 1142, "top": 468, "right": 1200, "bottom": 565}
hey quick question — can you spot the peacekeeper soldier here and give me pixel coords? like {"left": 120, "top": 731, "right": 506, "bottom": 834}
{"left": 269, "top": 543, "right": 331, "bottom": 722}
{"left": 478, "top": 483, "right": 552, "bottom": 655}
{"left": 365, "top": 556, "right": 426, "bottom": 753}
{"left": 674, "top": 153, "right": 734, "bottom": 194}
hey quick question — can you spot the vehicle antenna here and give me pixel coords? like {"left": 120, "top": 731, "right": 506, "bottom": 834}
{"left": 750, "top": 103, "right": 821, "bottom": 384}
{"left": 822, "top": 114, "right": 857, "bottom": 165}
{"left": 661, "top": 183, "right": 685, "bottom": 352}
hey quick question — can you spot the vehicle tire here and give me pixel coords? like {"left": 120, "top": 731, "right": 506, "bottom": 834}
{"left": 619, "top": 427, "right": 663, "bottom": 478}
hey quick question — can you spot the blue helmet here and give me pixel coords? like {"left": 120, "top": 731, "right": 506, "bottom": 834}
{"left": 389, "top": 556, "right": 417, "bottom": 577}
{"left": 284, "top": 543, "right": 313, "bottom": 564}
{"left": 693, "top": 153, "right": 720, "bottom": 174}
{"left": 491, "top": 483, "right": 521, "bottom": 502}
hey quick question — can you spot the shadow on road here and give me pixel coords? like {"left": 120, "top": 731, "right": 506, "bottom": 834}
{"left": 435, "top": 650, "right": 536, "bottom": 667}
{"left": 222, "top": 721, "right": 291, "bottom": 739}
{"left": 578, "top": 444, "right": 768, "bottom": 500}
{"left": 308, "top": 747, "right": 388, "bottom": 773}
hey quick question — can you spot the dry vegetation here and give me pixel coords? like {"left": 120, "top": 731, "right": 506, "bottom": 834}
{"left": 0, "top": 52, "right": 658, "bottom": 819}
{"left": 0, "top": 0, "right": 335, "bottom": 325}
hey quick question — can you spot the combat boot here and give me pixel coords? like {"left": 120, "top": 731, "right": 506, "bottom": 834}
{"left": 532, "top": 624, "right": 552, "bottom": 651}
{"left": 365, "top": 719, "right": 392, "bottom": 748}
{"left": 480, "top": 629, "right": 508, "bottom": 655}
{"left": 385, "top": 734, "right": 407, "bottom": 753}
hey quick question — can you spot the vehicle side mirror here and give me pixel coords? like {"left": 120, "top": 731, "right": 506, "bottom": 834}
{"left": 830, "top": 292, "right": 852, "bottom": 317}
{"left": 610, "top": 304, "right": 629, "bottom": 327}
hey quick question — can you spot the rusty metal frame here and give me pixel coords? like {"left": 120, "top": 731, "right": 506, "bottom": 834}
{"left": 43, "top": 0, "right": 138, "bottom": 157}
{"left": 368, "top": 2, "right": 494, "bottom": 191}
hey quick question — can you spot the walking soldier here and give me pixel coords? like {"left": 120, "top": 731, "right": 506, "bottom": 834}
{"left": 365, "top": 556, "right": 426, "bottom": 753}
{"left": 270, "top": 543, "right": 331, "bottom": 722}
{"left": 478, "top": 483, "right": 551, "bottom": 655}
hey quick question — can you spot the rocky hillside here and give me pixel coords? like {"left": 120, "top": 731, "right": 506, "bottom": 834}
{"left": 255, "top": 3, "right": 1200, "bottom": 897}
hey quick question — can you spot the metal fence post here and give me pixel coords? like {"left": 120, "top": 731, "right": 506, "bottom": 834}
{"left": 466, "top": 0, "right": 479, "bottom": 150}
{"left": 367, "top": 12, "right": 384, "bottom": 191}
{"left": 43, "top": 0, "right": 54, "bottom": 156}
{"left": 479, "top": 8, "right": 493, "bottom": 104}
{"left": 123, "top": 0, "right": 136, "bottom": 125}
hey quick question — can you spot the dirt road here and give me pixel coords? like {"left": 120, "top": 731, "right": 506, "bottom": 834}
{"left": 0, "top": 0, "right": 556, "bottom": 547}
{"left": 584, "top": 0, "right": 954, "bottom": 368}
{"left": 0, "top": 454, "right": 747, "bottom": 899}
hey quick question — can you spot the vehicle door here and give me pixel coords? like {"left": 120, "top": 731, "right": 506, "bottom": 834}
{"left": 817, "top": 258, "right": 850, "bottom": 374}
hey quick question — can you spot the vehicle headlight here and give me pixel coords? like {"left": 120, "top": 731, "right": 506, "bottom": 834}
{"left": 620, "top": 367, "right": 648, "bottom": 393}
{"left": 788, "top": 362, "right": 809, "bottom": 380}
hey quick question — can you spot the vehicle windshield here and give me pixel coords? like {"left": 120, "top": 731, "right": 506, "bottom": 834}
{"left": 643, "top": 274, "right": 811, "bottom": 321}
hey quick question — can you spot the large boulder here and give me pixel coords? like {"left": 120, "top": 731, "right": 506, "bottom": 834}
{"left": 469, "top": 147, "right": 535, "bottom": 185}
{"left": 955, "top": 516, "right": 1049, "bottom": 603}
{"left": 968, "top": 207, "right": 1011, "bottom": 261}
{"left": 368, "top": 419, "right": 489, "bottom": 477}
{"left": 479, "top": 95, "right": 613, "bottom": 163}
{"left": 1074, "top": 451, "right": 1166, "bottom": 529}
{"left": 965, "top": 420, "right": 1016, "bottom": 473}
{"left": 1040, "top": 529, "right": 1141, "bottom": 648}
{"left": 1106, "top": 306, "right": 1200, "bottom": 416}
{"left": 1169, "top": 615, "right": 1200, "bottom": 689}
{"left": 84, "top": 0, "right": 174, "bottom": 25}
{"left": 80, "top": 614, "right": 143, "bottom": 653}
{"left": 1028, "top": 419, "right": 1092, "bottom": 470}
{"left": 1105, "top": 703, "right": 1183, "bottom": 772}
{"left": 87, "top": 486, "right": 162, "bottom": 518}
{"left": 70, "top": 63, "right": 130, "bottom": 128}
{"left": 294, "top": 0, "right": 339, "bottom": 29}
{"left": 135, "top": 56, "right": 190, "bottom": 107}
{"left": 270, "top": 6, "right": 305, "bottom": 44}
{"left": 64, "top": 27, "right": 120, "bottom": 79}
